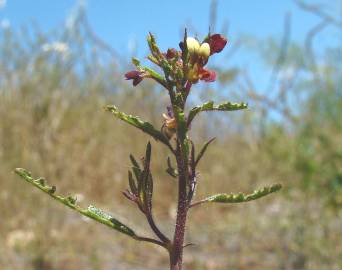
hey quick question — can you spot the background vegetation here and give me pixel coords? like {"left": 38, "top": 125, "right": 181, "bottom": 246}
{"left": 0, "top": 1, "right": 341, "bottom": 269}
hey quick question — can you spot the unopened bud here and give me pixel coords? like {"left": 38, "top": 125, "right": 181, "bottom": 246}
{"left": 186, "top": 37, "right": 200, "bottom": 55}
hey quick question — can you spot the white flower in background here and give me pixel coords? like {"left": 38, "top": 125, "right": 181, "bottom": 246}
{"left": 279, "top": 65, "right": 296, "bottom": 81}
{"left": 6, "top": 230, "right": 35, "bottom": 249}
{"left": 0, "top": 19, "right": 10, "bottom": 29}
{"left": 41, "top": 42, "right": 69, "bottom": 54}
{"left": 0, "top": 0, "right": 6, "bottom": 9}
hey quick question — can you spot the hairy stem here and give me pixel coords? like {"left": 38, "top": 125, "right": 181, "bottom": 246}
{"left": 170, "top": 142, "right": 189, "bottom": 270}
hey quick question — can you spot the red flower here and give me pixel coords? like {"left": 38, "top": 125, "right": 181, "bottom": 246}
{"left": 199, "top": 68, "right": 216, "bottom": 82}
{"left": 206, "top": 34, "right": 227, "bottom": 55}
{"left": 125, "top": 70, "right": 145, "bottom": 86}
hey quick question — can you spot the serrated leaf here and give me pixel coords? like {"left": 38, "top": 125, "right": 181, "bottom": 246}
{"left": 14, "top": 168, "right": 137, "bottom": 238}
{"left": 86, "top": 205, "right": 135, "bottom": 236}
{"left": 206, "top": 184, "right": 282, "bottom": 203}
{"left": 106, "top": 105, "right": 170, "bottom": 147}
{"left": 187, "top": 101, "right": 248, "bottom": 126}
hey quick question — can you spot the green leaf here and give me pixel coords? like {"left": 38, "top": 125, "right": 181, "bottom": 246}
{"left": 147, "top": 32, "right": 162, "bottom": 61}
{"left": 128, "top": 170, "right": 138, "bottom": 195}
{"left": 205, "top": 184, "right": 282, "bottom": 204}
{"left": 132, "top": 57, "right": 141, "bottom": 67}
{"left": 14, "top": 168, "right": 136, "bottom": 237}
{"left": 166, "top": 156, "right": 178, "bottom": 178}
{"left": 141, "top": 142, "right": 153, "bottom": 211}
{"left": 143, "top": 66, "right": 167, "bottom": 87}
{"left": 106, "top": 105, "right": 170, "bottom": 147}
{"left": 187, "top": 101, "right": 248, "bottom": 125}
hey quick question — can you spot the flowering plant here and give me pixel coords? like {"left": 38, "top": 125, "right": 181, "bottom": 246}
{"left": 15, "top": 30, "right": 281, "bottom": 270}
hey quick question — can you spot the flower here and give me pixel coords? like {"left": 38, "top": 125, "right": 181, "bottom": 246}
{"left": 198, "top": 42, "right": 210, "bottom": 59}
{"left": 186, "top": 63, "right": 216, "bottom": 84}
{"left": 162, "top": 106, "right": 177, "bottom": 139}
{"left": 125, "top": 70, "right": 146, "bottom": 86}
{"left": 198, "top": 68, "right": 216, "bottom": 82}
{"left": 186, "top": 37, "right": 200, "bottom": 55}
{"left": 206, "top": 34, "right": 227, "bottom": 55}
{"left": 184, "top": 34, "right": 226, "bottom": 84}
{"left": 163, "top": 106, "right": 176, "bottom": 129}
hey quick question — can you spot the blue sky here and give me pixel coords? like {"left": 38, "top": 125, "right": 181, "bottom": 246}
{"left": 1, "top": 0, "right": 339, "bottom": 52}
{"left": 0, "top": 0, "right": 340, "bottom": 94}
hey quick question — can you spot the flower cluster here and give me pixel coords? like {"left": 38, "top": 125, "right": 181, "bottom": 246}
{"left": 125, "top": 33, "right": 227, "bottom": 88}
{"left": 124, "top": 31, "right": 227, "bottom": 140}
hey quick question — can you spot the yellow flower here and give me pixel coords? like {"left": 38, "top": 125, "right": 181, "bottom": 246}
{"left": 198, "top": 42, "right": 210, "bottom": 59}
{"left": 186, "top": 37, "right": 200, "bottom": 55}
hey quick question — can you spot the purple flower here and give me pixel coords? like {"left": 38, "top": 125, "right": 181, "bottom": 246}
{"left": 125, "top": 70, "right": 146, "bottom": 86}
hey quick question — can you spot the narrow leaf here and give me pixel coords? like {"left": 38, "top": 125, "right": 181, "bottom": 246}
{"left": 195, "top": 138, "right": 216, "bottom": 167}
{"left": 128, "top": 170, "right": 138, "bottom": 195}
{"left": 206, "top": 184, "right": 282, "bottom": 204}
{"left": 143, "top": 66, "right": 167, "bottom": 88}
{"left": 141, "top": 142, "right": 153, "bottom": 212}
{"left": 130, "top": 154, "right": 140, "bottom": 169}
{"left": 187, "top": 101, "right": 248, "bottom": 126}
{"left": 106, "top": 105, "right": 170, "bottom": 147}
{"left": 132, "top": 57, "right": 141, "bottom": 67}
{"left": 15, "top": 168, "right": 137, "bottom": 237}
{"left": 166, "top": 157, "right": 178, "bottom": 178}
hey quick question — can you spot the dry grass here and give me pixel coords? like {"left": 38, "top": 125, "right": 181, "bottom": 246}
{"left": 1, "top": 85, "right": 341, "bottom": 270}
{"left": 0, "top": 21, "right": 341, "bottom": 269}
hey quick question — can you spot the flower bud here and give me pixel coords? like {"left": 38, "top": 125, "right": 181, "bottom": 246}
{"left": 198, "top": 42, "right": 210, "bottom": 59}
{"left": 186, "top": 37, "right": 200, "bottom": 55}
{"left": 186, "top": 63, "right": 200, "bottom": 83}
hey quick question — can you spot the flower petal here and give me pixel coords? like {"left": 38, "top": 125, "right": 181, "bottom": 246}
{"left": 199, "top": 68, "right": 216, "bottom": 82}
{"left": 125, "top": 70, "right": 142, "bottom": 80}
{"left": 125, "top": 70, "right": 144, "bottom": 86}
{"left": 207, "top": 34, "right": 227, "bottom": 55}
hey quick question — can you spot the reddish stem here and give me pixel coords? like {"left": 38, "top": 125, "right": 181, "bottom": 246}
{"left": 169, "top": 143, "right": 189, "bottom": 270}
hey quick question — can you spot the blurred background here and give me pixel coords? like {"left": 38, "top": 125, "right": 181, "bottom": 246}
{"left": 0, "top": 0, "right": 341, "bottom": 269}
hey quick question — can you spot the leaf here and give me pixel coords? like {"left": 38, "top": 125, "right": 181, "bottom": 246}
{"left": 166, "top": 156, "right": 178, "bottom": 178}
{"left": 195, "top": 137, "right": 216, "bottom": 167}
{"left": 129, "top": 154, "right": 141, "bottom": 170}
{"left": 132, "top": 57, "right": 141, "bottom": 67}
{"left": 141, "top": 142, "right": 153, "bottom": 212}
{"left": 128, "top": 170, "right": 138, "bottom": 195}
{"left": 143, "top": 66, "right": 167, "bottom": 88}
{"left": 147, "top": 32, "right": 162, "bottom": 62}
{"left": 187, "top": 101, "right": 248, "bottom": 126}
{"left": 106, "top": 105, "right": 170, "bottom": 147}
{"left": 14, "top": 168, "right": 136, "bottom": 238}
{"left": 205, "top": 184, "right": 282, "bottom": 204}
